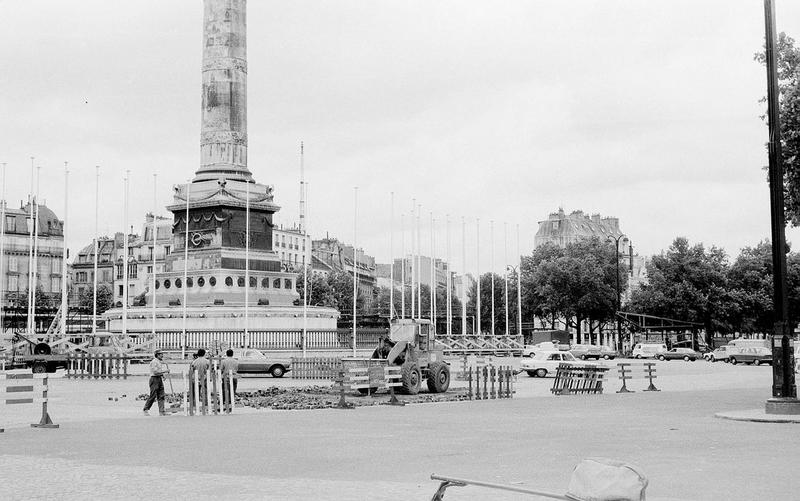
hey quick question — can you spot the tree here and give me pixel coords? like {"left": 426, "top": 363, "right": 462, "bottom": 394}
{"left": 295, "top": 270, "right": 363, "bottom": 313}
{"left": 77, "top": 284, "right": 114, "bottom": 314}
{"left": 519, "top": 238, "right": 623, "bottom": 342}
{"left": 755, "top": 32, "right": 800, "bottom": 225}
{"left": 13, "top": 285, "right": 56, "bottom": 311}
{"left": 467, "top": 272, "right": 519, "bottom": 335}
{"left": 628, "top": 237, "right": 732, "bottom": 342}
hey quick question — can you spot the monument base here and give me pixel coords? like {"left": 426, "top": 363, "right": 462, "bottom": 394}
{"left": 765, "top": 397, "right": 800, "bottom": 415}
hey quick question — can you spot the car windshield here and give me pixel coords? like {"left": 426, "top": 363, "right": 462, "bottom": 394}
{"left": 563, "top": 353, "right": 576, "bottom": 361}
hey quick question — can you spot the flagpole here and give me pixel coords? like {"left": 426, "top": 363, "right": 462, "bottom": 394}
{"left": 26, "top": 157, "right": 34, "bottom": 337}
{"left": 32, "top": 166, "right": 41, "bottom": 336}
{"left": 446, "top": 214, "right": 451, "bottom": 336}
{"left": 475, "top": 217, "right": 480, "bottom": 335}
{"left": 152, "top": 174, "right": 157, "bottom": 337}
{"left": 122, "top": 171, "right": 130, "bottom": 338}
{"left": 400, "top": 213, "right": 405, "bottom": 319}
{"left": 517, "top": 223, "right": 522, "bottom": 338}
{"left": 410, "top": 199, "right": 415, "bottom": 320}
{"left": 92, "top": 166, "right": 99, "bottom": 338}
{"left": 461, "top": 216, "right": 466, "bottom": 336}
{"left": 389, "top": 192, "right": 394, "bottom": 320}
{"left": 302, "top": 145, "right": 308, "bottom": 358}
{"left": 430, "top": 212, "right": 435, "bottom": 330}
{"left": 352, "top": 186, "right": 358, "bottom": 357}
{"left": 504, "top": 221, "right": 509, "bottom": 337}
{"left": 416, "top": 204, "right": 421, "bottom": 320}
{"left": 490, "top": 220, "right": 495, "bottom": 336}
{"left": 61, "top": 162, "right": 68, "bottom": 337}
{"left": 245, "top": 179, "right": 250, "bottom": 348}
{"left": 0, "top": 162, "right": 6, "bottom": 336}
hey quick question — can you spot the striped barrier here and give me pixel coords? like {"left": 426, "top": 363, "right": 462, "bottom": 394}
{"left": 466, "top": 366, "right": 514, "bottom": 400}
{"left": 67, "top": 354, "right": 129, "bottom": 380}
{"left": 291, "top": 357, "right": 342, "bottom": 379}
{"left": 616, "top": 362, "right": 660, "bottom": 393}
{"left": 184, "top": 362, "right": 236, "bottom": 416}
{"left": 551, "top": 363, "right": 609, "bottom": 395}
{"left": 1, "top": 373, "right": 60, "bottom": 432}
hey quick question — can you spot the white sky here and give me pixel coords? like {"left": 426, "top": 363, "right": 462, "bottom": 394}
{"left": 2, "top": 0, "right": 800, "bottom": 274}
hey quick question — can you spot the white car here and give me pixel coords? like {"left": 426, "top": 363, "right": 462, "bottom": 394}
{"left": 520, "top": 350, "right": 578, "bottom": 378}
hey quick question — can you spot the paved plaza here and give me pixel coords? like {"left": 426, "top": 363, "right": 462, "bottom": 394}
{"left": 2, "top": 359, "right": 798, "bottom": 500}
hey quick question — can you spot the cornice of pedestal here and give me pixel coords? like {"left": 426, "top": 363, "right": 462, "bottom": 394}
{"left": 168, "top": 178, "right": 281, "bottom": 213}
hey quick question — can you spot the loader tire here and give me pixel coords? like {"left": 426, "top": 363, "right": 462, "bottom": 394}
{"left": 426, "top": 362, "right": 450, "bottom": 393}
{"left": 400, "top": 363, "right": 421, "bottom": 395}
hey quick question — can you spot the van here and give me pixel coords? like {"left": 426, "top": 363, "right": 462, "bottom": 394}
{"left": 632, "top": 343, "right": 667, "bottom": 359}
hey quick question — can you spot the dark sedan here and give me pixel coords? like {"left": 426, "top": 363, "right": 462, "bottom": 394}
{"left": 569, "top": 345, "right": 603, "bottom": 360}
{"left": 657, "top": 348, "right": 699, "bottom": 361}
{"left": 729, "top": 347, "right": 772, "bottom": 366}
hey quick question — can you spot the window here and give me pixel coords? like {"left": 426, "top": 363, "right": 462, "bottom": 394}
{"left": 164, "top": 279, "right": 171, "bottom": 289}
{"left": 175, "top": 278, "right": 182, "bottom": 288}
{"left": 128, "top": 246, "right": 133, "bottom": 257}
{"left": 7, "top": 256, "right": 16, "bottom": 272}
{"left": 147, "top": 266, "right": 153, "bottom": 274}
{"left": 8, "top": 275, "right": 18, "bottom": 291}
{"left": 273, "top": 278, "right": 280, "bottom": 289}
{"left": 284, "top": 279, "right": 292, "bottom": 289}
{"left": 262, "top": 278, "right": 269, "bottom": 288}
{"left": 52, "top": 259, "right": 60, "bottom": 273}
{"left": 128, "top": 263, "right": 137, "bottom": 279}
{"left": 237, "top": 277, "right": 245, "bottom": 287}
{"left": 249, "top": 277, "right": 256, "bottom": 288}
{"left": 552, "top": 221, "right": 559, "bottom": 230}
{"left": 164, "top": 246, "right": 171, "bottom": 255}
{"left": 76, "top": 272, "right": 87, "bottom": 283}
{"left": 5, "top": 215, "right": 15, "bottom": 232}
{"left": 155, "top": 280, "right": 160, "bottom": 290}
{"left": 51, "top": 277, "right": 60, "bottom": 292}
{"left": 225, "top": 276, "right": 233, "bottom": 287}
{"left": 187, "top": 277, "right": 193, "bottom": 287}
{"left": 197, "top": 277, "right": 205, "bottom": 287}
{"left": 209, "top": 276, "right": 216, "bottom": 287}
{"left": 115, "top": 264, "right": 123, "bottom": 279}
{"left": 118, "top": 285, "right": 124, "bottom": 296}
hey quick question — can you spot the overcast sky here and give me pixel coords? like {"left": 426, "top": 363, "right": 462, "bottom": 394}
{"left": 2, "top": 0, "right": 800, "bottom": 275}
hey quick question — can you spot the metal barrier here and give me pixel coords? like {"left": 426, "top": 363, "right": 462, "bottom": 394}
{"left": 550, "top": 363, "right": 609, "bottom": 395}
{"left": 291, "top": 357, "right": 342, "bottom": 379}
{"left": 1, "top": 373, "right": 60, "bottom": 432}
{"left": 67, "top": 354, "right": 129, "bottom": 380}
{"left": 466, "top": 366, "right": 514, "bottom": 400}
{"left": 331, "top": 365, "right": 405, "bottom": 408}
{"left": 184, "top": 362, "right": 236, "bottom": 416}
{"left": 616, "top": 362, "right": 660, "bottom": 393}
{"left": 458, "top": 354, "right": 494, "bottom": 381}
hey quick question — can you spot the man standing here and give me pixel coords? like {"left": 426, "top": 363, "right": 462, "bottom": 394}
{"left": 220, "top": 349, "right": 239, "bottom": 413}
{"left": 143, "top": 350, "right": 170, "bottom": 416}
{"left": 190, "top": 348, "right": 210, "bottom": 413}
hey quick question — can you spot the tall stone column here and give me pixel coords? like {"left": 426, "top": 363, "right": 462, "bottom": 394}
{"left": 195, "top": 0, "right": 252, "bottom": 182}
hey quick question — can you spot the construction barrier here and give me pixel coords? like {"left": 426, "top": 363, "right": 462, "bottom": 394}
{"left": 1, "top": 372, "right": 60, "bottom": 432}
{"left": 465, "top": 366, "right": 514, "bottom": 400}
{"left": 184, "top": 361, "right": 236, "bottom": 416}
{"left": 458, "top": 354, "right": 494, "bottom": 381}
{"left": 290, "top": 357, "right": 342, "bottom": 379}
{"left": 616, "top": 362, "right": 660, "bottom": 393}
{"left": 550, "top": 363, "right": 609, "bottom": 395}
{"left": 331, "top": 365, "right": 405, "bottom": 408}
{"left": 67, "top": 353, "right": 129, "bottom": 380}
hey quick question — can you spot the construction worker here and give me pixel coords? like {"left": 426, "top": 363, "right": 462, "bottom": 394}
{"left": 190, "top": 348, "right": 210, "bottom": 413}
{"left": 143, "top": 350, "right": 170, "bottom": 416}
{"left": 220, "top": 349, "right": 239, "bottom": 413}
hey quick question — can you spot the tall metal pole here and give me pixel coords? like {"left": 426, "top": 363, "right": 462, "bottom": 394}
{"left": 490, "top": 220, "right": 495, "bottom": 336}
{"left": 516, "top": 224, "right": 522, "bottom": 338}
{"left": 615, "top": 239, "right": 621, "bottom": 350}
{"left": 0, "top": 162, "right": 6, "bottom": 336}
{"left": 92, "top": 166, "right": 99, "bottom": 338}
{"left": 26, "top": 157, "right": 34, "bottom": 337}
{"left": 32, "top": 166, "right": 40, "bottom": 336}
{"left": 122, "top": 171, "right": 130, "bottom": 338}
{"left": 244, "top": 179, "right": 250, "bottom": 348}
{"left": 400, "top": 213, "right": 405, "bottom": 319}
{"left": 302, "top": 178, "right": 308, "bottom": 358}
{"left": 390, "top": 192, "right": 394, "bottom": 320}
{"left": 352, "top": 187, "right": 358, "bottom": 357}
{"left": 430, "top": 213, "right": 435, "bottom": 330}
{"left": 504, "top": 222, "right": 509, "bottom": 337}
{"left": 461, "top": 217, "right": 466, "bottom": 336}
{"left": 417, "top": 204, "right": 421, "bottom": 320}
{"left": 151, "top": 174, "right": 157, "bottom": 337}
{"left": 446, "top": 215, "right": 452, "bottom": 336}
{"left": 410, "top": 200, "right": 415, "bottom": 320}
{"left": 476, "top": 218, "right": 480, "bottom": 335}
{"left": 764, "top": 0, "right": 798, "bottom": 406}
{"left": 182, "top": 181, "right": 191, "bottom": 359}
{"left": 61, "top": 163, "right": 68, "bottom": 337}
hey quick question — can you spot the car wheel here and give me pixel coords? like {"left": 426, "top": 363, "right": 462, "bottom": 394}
{"left": 730, "top": 357, "right": 737, "bottom": 365}
{"left": 753, "top": 359, "right": 760, "bottom": 366}
{"left": 658, "top": 355, "right": 666, "bottom": 361}
{"left": 635, "top": 354, "right": 641, "bottom": 359}
{"left": 32, "top": 362, "right": 47, "bottom": 374}
{"left": 270, "top": 365, "right": 286, "bottom": 378}
{"left": 603, "top": 355, "right": 610, "bottom": 360}
{"left": 535, "top": 368, "right": 547, "bottom": 378}
{"left": 581, "top": 355, "right": 587, "bottom": 360}
{"left": 710, "top": 355, "right": 715, "bottom": 362}
{"left": 683, "top": 356, "right": 690, "bottom": 362}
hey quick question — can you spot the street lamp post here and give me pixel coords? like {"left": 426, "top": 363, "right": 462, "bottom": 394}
{"left": 607, "top": 234, "right": 627, "bottom": 351}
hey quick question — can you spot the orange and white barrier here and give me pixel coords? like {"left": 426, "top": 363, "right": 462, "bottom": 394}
{"left": 0, "top": 373, "right": 60, "bottom": 432}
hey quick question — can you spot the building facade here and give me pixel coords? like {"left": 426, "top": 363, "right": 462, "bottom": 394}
{"left": 272, "top": 224, "right": 311, "bottom": 273}
{"left": 312, "top": 237, "right": 377, "bottom": 308}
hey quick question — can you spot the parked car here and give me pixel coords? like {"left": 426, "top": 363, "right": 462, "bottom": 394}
{"left": 632, "top": 343, "right": 667, "bottom": 359}
{"left": 520, "top": 350, "right": 579, "bottom": 378}
{"left": 521, "top": 341, "right": 563, "bottom": 357}
{"left": 599, "top": 345, "right": 619, "bottom": 360}
{"left": 570, "top": 344, "right": 603, "bottom": 360}
{"left": 656, "top": 348, "right": 699, "bottom": 361}
{"left": 729, "top": 347, "right": 772, "bottom": 366}
{"left": 704, "top": 345, "right": 737, "bottom": 362}
{"left": 231, "top": 348, "right": 291, "bottom": 377}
